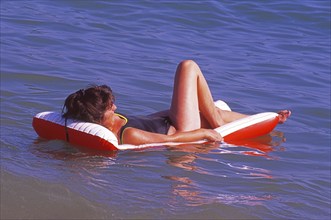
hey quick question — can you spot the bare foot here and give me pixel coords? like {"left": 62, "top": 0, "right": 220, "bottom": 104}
{"left": 278, "top": 110, "right": 291, "bottom": 124}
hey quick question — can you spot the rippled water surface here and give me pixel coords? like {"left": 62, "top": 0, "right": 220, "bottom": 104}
{"left": 1, "top": 1, "right": 330, "bottom": 219}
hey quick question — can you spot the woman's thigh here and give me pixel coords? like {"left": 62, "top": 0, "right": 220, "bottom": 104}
{"left": 169, "top": 60, "right": 201, "bottom": 131}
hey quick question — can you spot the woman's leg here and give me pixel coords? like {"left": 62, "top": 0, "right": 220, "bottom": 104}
{"left": 168, "top": 60, "right": 291, "bottom": 131}
{"left": 169, "top": 60, "right": 224, "bottom": 131}
{"left": 200, "top": 109, "right": 248, "bottom": 128}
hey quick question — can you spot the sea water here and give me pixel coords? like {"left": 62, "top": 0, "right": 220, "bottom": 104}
{"left": 1, "top": 1, "right": 330, "bottom": 219}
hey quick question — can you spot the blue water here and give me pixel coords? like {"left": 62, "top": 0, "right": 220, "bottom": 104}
{"left": 1, "top": 0, "right": 330, "bottom": 219}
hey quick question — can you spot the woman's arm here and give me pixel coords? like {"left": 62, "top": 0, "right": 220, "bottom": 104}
{"left": 122, "top": 127, "right": 222, "bottom": 145}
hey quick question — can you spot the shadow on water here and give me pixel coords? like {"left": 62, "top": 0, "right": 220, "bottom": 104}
{"left": 225, "top": 130, "right": 286, "bottom": 157}
{"left": 25, "top": 130, "right": 289, "bottom": 219}
{"left": 31, "top": 138, "right": 119, "bottom": 159}
{"left": 29, "top": 138, "right": 120, "bottom": 175}
{"left": 30, "top": 129, "right": 286, "bottom": 163}
{"left": 157, "top": 131, "right": 286, "bottom": 210}
{"left": 165, "top": 130, "right": 286, "bottom": 157}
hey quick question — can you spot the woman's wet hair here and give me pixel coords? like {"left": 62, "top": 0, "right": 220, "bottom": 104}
{"left": 62, "top": 85, "right": 115, "bottom": 124}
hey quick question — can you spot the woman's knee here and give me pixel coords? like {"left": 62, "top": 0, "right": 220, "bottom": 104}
{"left": 178, "top": 60, "right": 198, "bottom": 70}
{"left": 176, "top": 60, "right": 200, "bottom": 78}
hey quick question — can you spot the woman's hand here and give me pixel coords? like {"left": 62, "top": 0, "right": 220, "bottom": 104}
{"left": 201, "top": 129, "right": 223, "bottom": 142}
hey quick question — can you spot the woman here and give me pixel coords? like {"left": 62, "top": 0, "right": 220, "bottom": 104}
{"left": 62, "top": 60, "right": 291, "bottom": 145}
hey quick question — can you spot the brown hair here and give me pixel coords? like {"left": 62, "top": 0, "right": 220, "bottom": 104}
{"left": 62, "top": 85, "right": 115, "bottom": 124}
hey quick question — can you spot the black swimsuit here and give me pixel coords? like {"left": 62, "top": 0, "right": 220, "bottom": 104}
{"left": 118, "top": 114, "right": 172, "bottom": 144}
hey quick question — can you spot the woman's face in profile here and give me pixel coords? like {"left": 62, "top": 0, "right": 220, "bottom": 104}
{"left": 101, "top": 103, "right": 117, "bottom": 129}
